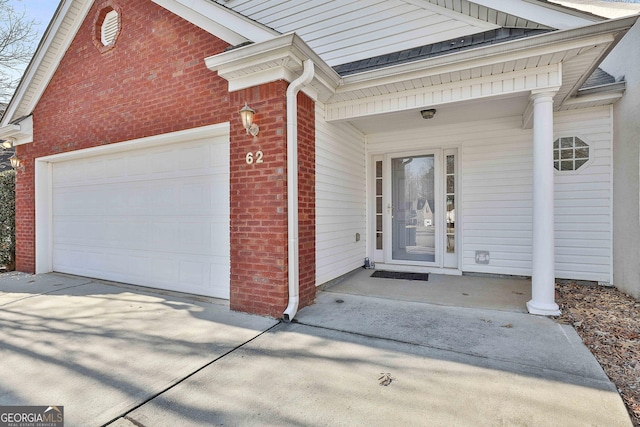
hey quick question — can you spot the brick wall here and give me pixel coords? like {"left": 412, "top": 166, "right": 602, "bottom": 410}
{"left": 297, "top": 92, "right": 316, "bottom": 309}
{"left": 228, "top": 86, "right": 317, "bottom": 317}
{"left": 228, "top": 82, "right": 290, "bottom": 317}
{"left": 15, "top": 0, "right": 316, "bottom": 317}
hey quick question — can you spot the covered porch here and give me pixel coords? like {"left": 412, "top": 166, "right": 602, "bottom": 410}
{"left": 321, "top": 268, "right": 531, "bottom": 313}
{"left": 205, "top": 18, "right": 635, "bottom": 317}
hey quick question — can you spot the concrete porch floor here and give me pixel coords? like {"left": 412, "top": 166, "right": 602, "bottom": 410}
{"left": 322, "top": 268, "right": 532, "bottom": 313}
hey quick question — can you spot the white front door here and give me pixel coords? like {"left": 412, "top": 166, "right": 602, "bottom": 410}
{"left": 390, "top": 153, "right": 437, "bottom": 264}
{"left": 371, "top": 149, "right": 458, "bottom": 270}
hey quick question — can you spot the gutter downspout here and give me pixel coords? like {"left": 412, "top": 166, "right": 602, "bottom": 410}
{"left": 283, "top": 59, "right": 315, "bottom": 322}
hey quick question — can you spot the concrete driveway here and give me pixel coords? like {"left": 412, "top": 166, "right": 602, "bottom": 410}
{"left": 0, "top": 272, "right": 632, "bottom": 426}
{"left": 0, "top": 272, "right": 277, "bottom": 426}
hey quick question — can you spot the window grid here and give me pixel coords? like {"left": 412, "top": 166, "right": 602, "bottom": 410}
{"left": 553, "top": 136, "right": 589, "bottom": 172}
{"left": 375, "top": 160, "right": 383, "bottom": 250}
{"left": 445, "top": 155, "right": 455, "bottom": 254}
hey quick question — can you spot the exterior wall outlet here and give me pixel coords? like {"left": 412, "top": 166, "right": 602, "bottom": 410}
{"left": 475, "top": 250, "right": 490, "bottom": 264}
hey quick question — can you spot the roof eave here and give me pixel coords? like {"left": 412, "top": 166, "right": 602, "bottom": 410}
{"left": 338, "top": 14, "right": 637, "bottom": 92}
{"left": 205, "top": 33, "right": 341, "bottom": 101}
{"left": 0, "top": 0, "right": 82, "bottom": 128}
{"left": 577, "top": 80, "right": 626, "bottom": 97}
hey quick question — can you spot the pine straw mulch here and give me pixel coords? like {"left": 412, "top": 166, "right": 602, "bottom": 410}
{"left": 553, "top": 282, "right": 640, "bottom": 426}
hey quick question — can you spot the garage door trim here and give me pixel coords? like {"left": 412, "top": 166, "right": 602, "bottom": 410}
{"left": 35, "top": 122, "right": 230, "bottom": 276}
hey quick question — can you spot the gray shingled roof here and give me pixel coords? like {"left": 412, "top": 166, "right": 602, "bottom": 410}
{"left": 333, "top": 28, "right": 552, "bottom": 76}
{"left": 581, "top": 67, "right": 616, "bottom": 89}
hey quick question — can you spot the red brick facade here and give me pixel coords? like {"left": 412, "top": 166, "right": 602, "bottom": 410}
{"left": 296, "top": 92, "right": 317, "bottom": 309}
{"left": 15, "top": 0, "right": 316, "bottom": 317}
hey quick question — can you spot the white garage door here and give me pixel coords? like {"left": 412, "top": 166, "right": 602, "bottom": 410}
{"left": 51, "top": 136, "right": 230, "bottom": 299}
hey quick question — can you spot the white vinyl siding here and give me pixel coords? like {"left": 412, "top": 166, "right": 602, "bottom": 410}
{"left": 316, "top": 102, "right": 367, "bottom": 285}
{"left": 461, "top": 119, "right": 535, "bottom": 275}
{"left": 554, "top": 107, "right": 612, "bottom": 282}
{"left": 366, "top": 107, "right": 612, "bottom": 282}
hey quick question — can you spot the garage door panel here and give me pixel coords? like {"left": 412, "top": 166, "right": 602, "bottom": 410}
{"left": 52, "top": 135, "right": 230, "bottom": 299}
{"left": 179, "top": 145, "right": 208, "bottom": 170}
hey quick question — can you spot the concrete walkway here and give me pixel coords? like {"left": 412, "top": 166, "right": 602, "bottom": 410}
{"left": 0, "top": 272, "right": 632, "bottom": 426}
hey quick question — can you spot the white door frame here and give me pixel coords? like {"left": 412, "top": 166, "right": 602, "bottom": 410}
{"left": 368, "top": 147, "right": 462, "bottom": 274}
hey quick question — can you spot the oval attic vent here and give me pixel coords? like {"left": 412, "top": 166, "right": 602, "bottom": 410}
{"left": 101, "top": 9, "right": 119, "bottom": 46}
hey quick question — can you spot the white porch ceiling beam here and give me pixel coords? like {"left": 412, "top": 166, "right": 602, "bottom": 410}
{"left": 326, "top": 64, "right": 562, "bottom": 122}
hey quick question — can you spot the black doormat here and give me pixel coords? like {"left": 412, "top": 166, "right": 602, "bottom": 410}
{"left": 370, "top": 270, "right": 429, "bottom": 281}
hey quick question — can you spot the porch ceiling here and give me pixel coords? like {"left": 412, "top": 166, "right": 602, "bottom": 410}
{"left": 345, "top": 93, "right": 531, "bottom": 135}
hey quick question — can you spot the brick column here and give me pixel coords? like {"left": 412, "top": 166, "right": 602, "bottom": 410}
{"left": 228, "top": 84, "right": 316, "bottom": 317}
{"left": 229, "top": 82, "right": 290, "bottom": 317}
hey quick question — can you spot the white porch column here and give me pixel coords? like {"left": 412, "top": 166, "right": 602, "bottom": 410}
{"left": 527, "top": 90, "right": 561, "bottom": 316}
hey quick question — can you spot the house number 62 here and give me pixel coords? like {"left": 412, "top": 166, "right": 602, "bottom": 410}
{"left": 246, "top": 151, "right": 264, "bottom": 164}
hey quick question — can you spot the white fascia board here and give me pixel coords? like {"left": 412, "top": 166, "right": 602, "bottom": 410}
{"left": 1, "top": 0, "right": 93, "bottom": 127}
{"left": 0, "top": 116, "right": 33, "bottom": 145}
{"left": 0, "top": 125, "right": 21, "bottom": 139}
{"left": 471, "top": 0, "right": 601, "bottom": 29}
{"left": 205, "top": 33, "right": 340, "bottom": 99}
{"left": 338, "top": 15, "right": 637, "bottom": 94}
{"left": 564, "top": 90, "right": 624, "bottom": 107}
{"left": 577, "top": 81, "right": 626, "bottom": 96}
{"left": 151, "top": 0, "right": 278, "bottom": 45}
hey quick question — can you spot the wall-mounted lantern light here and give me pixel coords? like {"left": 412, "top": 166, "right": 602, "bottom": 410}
{"left": 1, "top": 139, "right": 12, "bottom": 149}
{"left": 239, "top": 102, "right": 259, "bottom": 136}
{"left": 420, "top": 109, "right": 437, "bottom": 119}
{"left": 9, "top": 154, "right": 24, "bottom": 171}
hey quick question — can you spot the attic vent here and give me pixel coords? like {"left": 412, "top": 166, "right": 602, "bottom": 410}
{"left": 101, "top": 9, "right": 119, "bottom": 46}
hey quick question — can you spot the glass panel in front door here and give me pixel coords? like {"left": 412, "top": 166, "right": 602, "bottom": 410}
{"left": 391, "top": 155, "right": 435, "bottom": 262}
